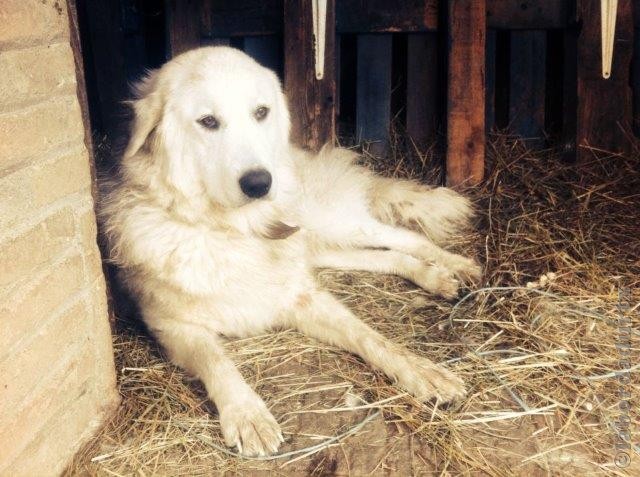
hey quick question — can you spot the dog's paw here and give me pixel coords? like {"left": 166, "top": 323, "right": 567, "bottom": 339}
{"left": 396, "top": 356, "right": 466, "bottom": 403}
{"left": 442, "top": 254, "right": 482, "bottom": 285}
{"left": 219, "top": 397, "right": 284, "bottom": 456}
{"left": 412, "top": 264, "right": 460, "bottom": 299}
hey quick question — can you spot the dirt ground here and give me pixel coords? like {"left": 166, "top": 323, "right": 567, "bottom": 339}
{"left": 66, "top": 136, "right": 640, "bottom": 476}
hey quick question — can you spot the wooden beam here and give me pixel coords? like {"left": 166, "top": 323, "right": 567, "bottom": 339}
{"left": 576, "top": 0, "right": 633, "bottom": 161}
{"left": 283, "top": 0, "right": 336, "bottom": 151}
{"left": 356, "top": 34, "right": 393, "bottom": 155}
{"left": 337, "top": 0, "right": 438, "bottom": 33}
{"left": 487, "top": 0, "right": 570, "bottom": 30}
{"left": 166, "top": 0, "right": 202, "bottom": 57}
{"left": 509, "top": 31, "right": 546, "bottom": 144}
{"left": 202, "top": 0, "right": 571, "bottom": 36}
{"left": 201, "top": 0, "right": 283, "bottom": 37}
{"left": 406, "top": 33, "right": 439, "bottom": 148}
{"left": 446, "top": 0, "right": 486, "bottom": 187}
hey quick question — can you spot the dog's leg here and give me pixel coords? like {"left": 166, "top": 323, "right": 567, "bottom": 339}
{"left": 368, "top": 177, "right": 474, "bottom": 244}
{"left": 149, "top": 320, "right": 283, "bottom": 456}
{"left": 285, "top": 290, "right": 466, "bottom": 402}
{"left": 348, "top": 219, "right": 481, "bottom": 283}
{"left": 312, "top": 249, "right": 459, "bottom": 299}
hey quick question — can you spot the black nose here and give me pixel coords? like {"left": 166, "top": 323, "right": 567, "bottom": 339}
{"left": 239, "top": 169, "right": 272, "bottom": 198}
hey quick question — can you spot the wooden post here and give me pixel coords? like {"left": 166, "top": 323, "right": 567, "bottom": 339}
{"left": 406, "top": 33, "right": 439, "bottom": 148}
{"left": 576, "top": 0, "right": 633, "bottom": 161}
{"left": 356, "top": 34, "right": 393, "bottom": 155}
{"left": 446, "top": 0, "right": 486, "bottom": 187}
{"left": 283, "top": 0, "right": 336, "bottom": 151}
{"left": 166, "top": 0, "right": 202, "bottom": 57}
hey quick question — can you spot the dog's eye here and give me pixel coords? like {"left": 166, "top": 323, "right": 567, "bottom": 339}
{"left": 254, "top": 106, "right": 269, "bottom": 121}
{"left": 197, "top": 115, "right": 220, "bottom": 130}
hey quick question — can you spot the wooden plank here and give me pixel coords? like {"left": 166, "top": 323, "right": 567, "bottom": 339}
{"left": 508, "top": 31, "right": 546, "bottom": 144}
{"left": 446, "top": 0, "right": 486, "bottom": 187}
{"left": 356, "top": 34, "right": 393, "bottom": 155}
{"left": 576, "top": 0, "right": 633, "bottom": 161}
{"left": 485, "top": 29, "right": 497, "bottom": 132}
{"left": 78, "top": 0, "right": 127, "bottom": 138}
{"left": 202, "top": 0, "right": 569, "bottom": 36}
{"left": 633, "top": 6, "right": 640, "bottom": 137}
{"left": 406, "top": 33, "right": 439, "bottom": 148}
{"left": 283, "top": 0, "right": 337, "bottom": 151}
{"left": 201, "top": 0, "right": 283, "bottom": 36}
{"left": 166, "top": 0, "right": 202, "bottom": 57}
{"left": 337, "top": 0, "right": 438, "bottom": 32}
{"left": 560, "top": 25, "right": 578, "bottom": 160}
{"left": 243, "top": 36, "right": 282, "bottom": 74}
{"left": 487, "top": 0, "right": 570, "bottom": 30}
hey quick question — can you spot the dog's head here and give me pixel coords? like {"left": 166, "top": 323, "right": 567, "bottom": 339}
{"left": 124, "top": 47, "right": 291, "bottom": 208}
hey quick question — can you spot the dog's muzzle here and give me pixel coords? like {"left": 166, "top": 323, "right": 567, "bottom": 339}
{"left": 239, "top": 168, "right": 272, "bottom": 199}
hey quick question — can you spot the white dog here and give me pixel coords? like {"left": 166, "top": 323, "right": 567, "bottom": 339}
{"left": 101, "top": 46, "right": 480, "bottom": 456}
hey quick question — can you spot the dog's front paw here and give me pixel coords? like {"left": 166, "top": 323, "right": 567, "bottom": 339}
{"left": 443, "top": 254, "right": 482, "bottom": 285}
{"left": 397, "top": 356, "right": 466, "bottom": 403}
{"left": 219, "top": 397, "right": 284, "bottom": 456}
{"left": 412, "top": 264, "right": 460, "bottom": 299}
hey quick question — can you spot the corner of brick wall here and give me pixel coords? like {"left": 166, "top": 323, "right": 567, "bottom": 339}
{"left": 0, "top": 1, "right": 120, "bottom": 474}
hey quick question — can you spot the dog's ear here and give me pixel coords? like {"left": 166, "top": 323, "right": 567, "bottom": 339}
{"left": 124, "top": 71, "right": 163, "bottom": 158}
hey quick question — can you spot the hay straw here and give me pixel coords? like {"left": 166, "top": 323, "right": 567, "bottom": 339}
{"left": 65, "top": 131, "right": 639, "bottom": 476}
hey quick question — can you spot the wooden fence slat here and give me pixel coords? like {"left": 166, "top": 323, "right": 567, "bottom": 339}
{"left": 166, "top": 0, "right": 202, "bottom": 57}
{"left": 406, "top": 33, "right": 439, "bottom": 148}
{"left": 487, "top": 0, "right": 571, "bottom": 30}
{"left": 356, "top": 34, "right": 393, "bottom": 155}
{"left": 243, "top": 36, "right": 282, "bottom": 74}
{"left": 446, "top": 0, "right": 486, "bottom": 187}
{"left": 576, "top": 0, "right": 633, "bottom": 161}
{"left": 485, "top": 29, "right": 497, "bottom": 132}
{"left": 283, "top": 0, "right": 337, "bottom": 151}
{"left": 509, "top": 30, "right": 546, "bottom": 144}
{"left": 337, "top": 0, "right": 438, "bottom": 32}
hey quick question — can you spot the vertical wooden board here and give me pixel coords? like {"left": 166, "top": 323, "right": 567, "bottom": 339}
{"left": 509, "top": 30, "right": 546, "bottom": 144}
{"left": 166, "top": 0, "right": 201, "bottom": 58}
{"left": 561, "top": 26, "right": 578, "bottom": 160}
{"left": 576, "top": 0, "right": 633, "bottom": 161}
{"left": 485, "top": 29, "right": 497, "bottom": 132}
{"left": 283, "top": 0, "right": 337, "bottom": 151}
{"left": 356, "top": 34, "right": 393, "bottom": 155}
{"left": 78, "top": 0, "right": 128, "bottom": 138}
{"left": 446, "top": 0, "right": 486, "bottom": 187}
{"left": 406, "top": 33, "right": 439, "bottom": 148}
{"left": 244, "top": 36, "right": 282, "bottom": 74}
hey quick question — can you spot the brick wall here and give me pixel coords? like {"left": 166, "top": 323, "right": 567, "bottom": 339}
{"left": 0, "top": 1, "right": 119, "bottom": 474}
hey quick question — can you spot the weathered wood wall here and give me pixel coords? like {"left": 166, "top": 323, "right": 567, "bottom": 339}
{"left": 80, "top": 0, "right": 638, "bottom": 187}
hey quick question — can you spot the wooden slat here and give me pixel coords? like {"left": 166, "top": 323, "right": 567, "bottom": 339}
{"left": 201, "top": 0, "right": 283, "bottom": 36}
{"left": 406, "top": 33, "right": 439, "bottom": 148}
{"left": 283, "top": 0, "right": 337, "bottom": 151}
{"left": 356, "top": 34, "right": 393, "bottom": 155}
{"left": 446, "top": 0, "right": 486, "bottom": 187}
{"left": 485, "top": 29, "right": 497, "bottom": 132}
{"left": 79, "top": 0, "right": 127, "bottom": 138}
{"left": 202, "top": 0, "right": 571, "bottom": 36}
{"left": 166, "top": 0, "right": 202, "bottom": 57}
{"left": 337, "top": 0, "right": 438, "bottom": 32}
{"left": 561, "top": 26, "right": 578, "bottom": 160}
{"left": 487, "top": 0, "right": 570, "bottom": 30}
{"left": 243, "top": 36, "right": 282, "bottom": 74}
{"left": 509, "top": 31, "right": 546, "bottom": 144}
{"left": 576, "top": 0, "right": 633, "bottom": 161}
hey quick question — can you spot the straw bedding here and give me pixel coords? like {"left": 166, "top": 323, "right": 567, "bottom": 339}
{"left": 65, "top": 134, "right": 639, "bottom": 476}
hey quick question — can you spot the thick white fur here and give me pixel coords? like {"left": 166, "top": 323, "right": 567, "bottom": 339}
{"left": 101, "top": 47, "right": 481, "bottom": 456}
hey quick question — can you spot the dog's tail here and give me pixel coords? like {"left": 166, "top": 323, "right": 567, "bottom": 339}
{"left": 368, "top": 177, "right": 475, "bottom": 245}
